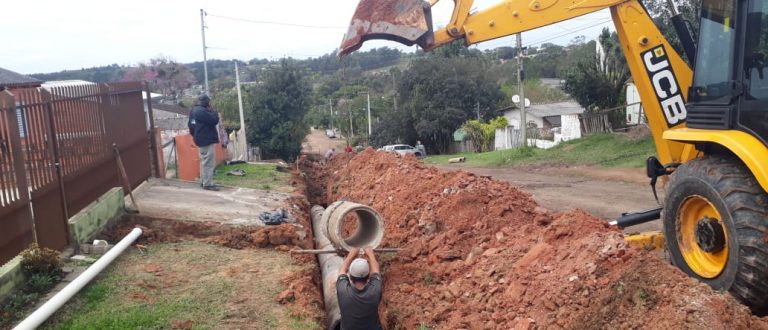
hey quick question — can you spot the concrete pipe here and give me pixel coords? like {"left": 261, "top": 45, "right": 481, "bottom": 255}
{"left": 311, "top": 205, "right": 342, "bottom": 330}
{"left": 322, "top": 201, "right": 384, "bottom": 251}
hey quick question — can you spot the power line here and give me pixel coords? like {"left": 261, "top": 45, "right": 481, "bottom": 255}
{"left": 523, "top": 19, "right": 612, "bottom": 47}
{"left": 207, "top": 13, "right": 347, "bottom": 30}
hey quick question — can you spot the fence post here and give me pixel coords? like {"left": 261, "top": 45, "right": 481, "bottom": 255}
{"left": 41, "top": 88, "right": 71, "bottom": 230}
{"left": 143, "top": 82, "right": 161, "bottom": 178}
{"left": 0, "top": 90, "right": 34, "bottom": 236}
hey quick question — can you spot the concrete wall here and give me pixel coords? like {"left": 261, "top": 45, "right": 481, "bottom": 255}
{"left": 495, "top": 127, "right": 523, "bottom": 150}
{"left": 68, "top": 187, "right": 125, "bottom": 244}
{"left": 0, "top": 257, "right": 25, "bottom": 302}
{"left": 560, "top": 114, "right": 582, "bottom": 141}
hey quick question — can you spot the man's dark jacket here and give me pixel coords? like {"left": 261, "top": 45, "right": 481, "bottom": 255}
{"left": 190, "top": 105, "right": 219, "bottom": 147}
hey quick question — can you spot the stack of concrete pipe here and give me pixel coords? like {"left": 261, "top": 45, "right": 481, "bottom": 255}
{"left": 310, "top": 201, "right": 384, "bottom": 330}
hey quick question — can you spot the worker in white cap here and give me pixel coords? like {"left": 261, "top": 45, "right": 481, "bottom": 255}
{"left": 337, "top": 246, "right": 382, "bottom": 330}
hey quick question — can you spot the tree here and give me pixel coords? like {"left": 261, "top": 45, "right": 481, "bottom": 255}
{"left": 462, "top": 117, "right": 508, "bottom": 152}
{"left": 644, "top": 0, "right": 701, "bottom": 64}
{"left": 123, "top": 56, "right": 196, "bottom": 100}
{"left": 564, "top": 29, "right": 629, "bottom": 111}
{"left": 245, "top": 60, "right": 311, "bottom": 161}
{"left": 385, "top": 56, "right": 506, "bottom": 153}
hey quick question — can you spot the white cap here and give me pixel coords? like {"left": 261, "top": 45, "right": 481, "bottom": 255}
{"left": 349, "top": 258, "right": 370, "bottom": 279}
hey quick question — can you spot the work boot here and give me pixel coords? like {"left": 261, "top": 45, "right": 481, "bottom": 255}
{"left": 203, "top": 185, "right": 220, "bottom": 191}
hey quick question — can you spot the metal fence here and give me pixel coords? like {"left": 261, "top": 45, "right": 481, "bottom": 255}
{"left": 0, "top": 82, "right": 152, "bottom": 265}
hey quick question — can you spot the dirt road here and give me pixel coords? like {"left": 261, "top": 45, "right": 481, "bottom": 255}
{"left": 434, "top": 164, "right": 662, "bottom": 232}
{"left": 302, "top": 127, "right": 344, "bottom": 154}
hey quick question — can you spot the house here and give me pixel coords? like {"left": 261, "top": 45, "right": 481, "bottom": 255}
{"left": 503, "top": 101, "right": 584, "bottom": 132}
{"left": 497, "top": 101, "right": 585, "bottom": 149}
{"left": 625, "top": 81, "right": 645, "bottom": 125}
{"left": 152, "top": 103, "right": 191, "bottom": 134}
{"left": 0, "top": 67, "right": 42, "bottom": 91}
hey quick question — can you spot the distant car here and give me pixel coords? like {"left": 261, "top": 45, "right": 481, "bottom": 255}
{"left": 325, "top": 129, "right": 336, "bottom": 138}
{"left": 380, "top": 144, "right": 423, "bottom": 157}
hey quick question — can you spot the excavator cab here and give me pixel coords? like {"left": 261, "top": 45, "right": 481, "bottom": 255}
{"left": 687, "top": 0, "right": 768, "bottom": 143}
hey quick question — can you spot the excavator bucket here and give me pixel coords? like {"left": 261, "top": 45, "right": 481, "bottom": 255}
{"left": 339, "top": 0, "right": 434, "bottom": 57}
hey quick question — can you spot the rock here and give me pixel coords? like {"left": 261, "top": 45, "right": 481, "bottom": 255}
{"left": 465, "top": 246, "right": 484, "bottom": 264}
{"left": 482, "top": 248, "right": 500, "bottom": 257}
{"left": 512, "top": 317, "right": 536, "bottom": 330}
{"left": 568, "top": 275, "right": 579, "bottom": 282}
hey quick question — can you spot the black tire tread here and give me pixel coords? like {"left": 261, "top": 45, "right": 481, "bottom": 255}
{"left": 666, "top": 155, "right": 768, "bottom": 312}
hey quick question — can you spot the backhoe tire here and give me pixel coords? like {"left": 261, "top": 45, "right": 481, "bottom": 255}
{"left": 663, "top": 156, "right": 768, "bottom": 313}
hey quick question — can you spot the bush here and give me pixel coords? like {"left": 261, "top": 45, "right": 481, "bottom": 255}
{"left": 27, "top": 273, "right": 55, "bottom": 294}
{"left": 20, "top": 243, "right": 62, "bottom": 277}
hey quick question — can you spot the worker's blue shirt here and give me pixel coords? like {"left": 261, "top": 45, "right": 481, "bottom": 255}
{"left": 336, "top": 273, "right": 383, "bottom": 330}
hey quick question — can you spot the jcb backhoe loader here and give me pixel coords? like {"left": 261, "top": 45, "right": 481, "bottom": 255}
{"left": 339, "top": 0, "right": 768, "bottom": 312}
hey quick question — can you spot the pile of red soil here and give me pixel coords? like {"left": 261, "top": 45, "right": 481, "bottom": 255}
{"left": 302, "top": 149, "right": 767, "bottom": 329}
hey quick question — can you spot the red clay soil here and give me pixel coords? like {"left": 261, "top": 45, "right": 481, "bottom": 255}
{"left": 300, "top": 149, "right": 768, "bottom": 330}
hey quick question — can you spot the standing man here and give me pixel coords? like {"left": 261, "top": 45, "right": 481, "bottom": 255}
{"left": 337, "top": 247, "right": 382, "bottom": 330}
{"left": 191, "top": 94, "right": 220, "bottom": 191}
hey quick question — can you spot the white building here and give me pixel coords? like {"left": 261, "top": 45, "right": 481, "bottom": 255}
{"left": 497, "top": 101, "right": 585, "bottom": 149}
{"left": 625, "top": 81, "right": 645, "bottom": 125}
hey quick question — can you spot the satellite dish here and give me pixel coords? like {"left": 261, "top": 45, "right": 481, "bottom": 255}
{"left": 512, "top": 95, "right": 520, "bottom": 103}
{"left": 525, "top": 98, "right": 531, "bottom": 107}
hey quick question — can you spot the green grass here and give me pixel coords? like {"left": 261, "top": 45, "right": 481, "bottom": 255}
{"left": 43, "top": 242, "right": 318, "bottom": 330}
{"left": 214, "top": 163, "right": 292, "bottom": 192}
{"left": 43, "top": 244, "right": 232, "bottom": 330}
{"left": 425, "top": 134, "right": 656, "bottom": 168}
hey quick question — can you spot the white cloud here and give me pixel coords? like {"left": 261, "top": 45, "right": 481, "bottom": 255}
{"left": 1, "top": 0, "right": 612, "bottom": 74}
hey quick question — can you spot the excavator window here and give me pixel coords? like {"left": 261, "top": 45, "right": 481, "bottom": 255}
{"left": 692, "top": 0, "right": 738, "bottom": 103}
{"left": 743, "top": 0, "right": 768, "bottom": 99}
{"left": 739, "top": 0, "right": 768, "bottom": 142}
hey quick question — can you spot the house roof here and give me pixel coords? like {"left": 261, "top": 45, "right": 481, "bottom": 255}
{"left": 0, "top": 67, "right": 42, "bottom": 89}
{"left": 42, "top": 80, "right": 96, "bottom": 88}
{"left": 527, "top": 101, "right": 584, "bottom": 117}
{"left": 153, "top": 103, "right": 191, "bottom": 117}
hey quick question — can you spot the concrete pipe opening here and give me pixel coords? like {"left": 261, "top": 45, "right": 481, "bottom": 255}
{"left": 323, "top": 201, "right": 384, "bottom": 251}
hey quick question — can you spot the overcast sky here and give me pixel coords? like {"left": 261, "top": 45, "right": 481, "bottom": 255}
{"left": 2, "top": 0, "right": 612, "bottom": 75}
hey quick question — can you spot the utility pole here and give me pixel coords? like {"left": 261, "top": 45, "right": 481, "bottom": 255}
{"left": 329, "top": 99, "right": 334, "bottom": 131}
{"left": 476, "top": 101, "right": 480, "bottom": 120}
{"left": 391, "top": 72, "right": 398, "bottom": 112}
{"left": 366, "top": 93, "right": 372, "bottom": 136}
{"left": 516, "top": 33, "right": 527, "bottom": 145}
{"left": 200, "top": 9, "right": 210, "bottom": 95}
{"left": 235, "top": 61, "right": 246, "bottom": 160}
{"left": 348, "top": 105, "right": 354, "bottom": 138}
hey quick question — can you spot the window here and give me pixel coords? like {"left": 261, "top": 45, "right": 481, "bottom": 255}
{"left": 692, "top": 0, "right": 738, "bottom": 102}
{"left": 740, "top": 0, "right": 768, "bottom": 141}
{"left": 743, "top": 0, "right": 768, "bottom": 100}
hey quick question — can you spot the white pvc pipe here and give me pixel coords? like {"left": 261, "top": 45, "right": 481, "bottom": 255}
{"left": 14, "top": 227, "right": 143, "bottom": 330}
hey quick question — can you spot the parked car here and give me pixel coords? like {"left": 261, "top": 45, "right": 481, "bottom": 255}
{"left": 380, "top": 144, "right": 423, "bottom": 157}
{"left": 325, "top": 129, "right": 336, "bottom": 138}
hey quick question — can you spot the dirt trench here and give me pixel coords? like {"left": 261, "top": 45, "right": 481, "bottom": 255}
{"left": 298, "top": 149, "right": 768, "bottom": 330}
